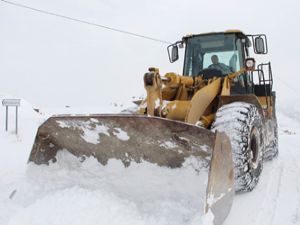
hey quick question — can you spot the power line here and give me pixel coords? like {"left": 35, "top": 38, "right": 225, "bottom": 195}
{"left": 5, "top": 0, "right": 298, "bottom": 95}
{"left": 273, "top": 75, "right": 300, "bottom": 95}
{"left": 0, "top": 0, "right": 172, "bottom": 45}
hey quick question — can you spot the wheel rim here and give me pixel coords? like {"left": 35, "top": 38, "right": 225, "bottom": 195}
{"left": 249, "top": 127, "right": 260, "bottom": 169}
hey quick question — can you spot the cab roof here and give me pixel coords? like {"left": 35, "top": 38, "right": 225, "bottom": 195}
{"left": 182, "top": 30, "right": 246, "bottom": 40}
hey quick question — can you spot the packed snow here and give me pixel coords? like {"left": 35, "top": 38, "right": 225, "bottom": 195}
{"left": 112, "top": 128, "right": 130, "bottom": 141}
{"left": 1, "top": 0, "right": 300, "bottom": 224}
{"left": 57, "top": 118, "right": 131, "bottom": 144}
{"left": 0, "top": 102, "right": 211, "bottom": 225}
{"left": 1, "top": 151, "right": 210, "bottom": 225}
{"left": 0, "top": 94, "right": 300, "bottom": 225}
{"left": 159, "top": 141, "right": 179, "bottom": 149}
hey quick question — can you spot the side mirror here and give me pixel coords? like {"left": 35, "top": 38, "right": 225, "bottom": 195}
{"left": 254, "top": 36, "right": 267, "bottom": 54}
{"left": 247, "top": 34, "right": 268, "bottom": 54}
{"left": 171, "top": 45, "right": 179, "bottom": 62}
{"left": 167, "top": 44, "right": 179, "bottom": 63}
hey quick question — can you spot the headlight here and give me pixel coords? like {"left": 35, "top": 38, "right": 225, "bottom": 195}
{"left": 245, "top": 58, "right": 256, "bottom": 71}
{"left": 246, "top": 60, "right": 254, "bottom": 67}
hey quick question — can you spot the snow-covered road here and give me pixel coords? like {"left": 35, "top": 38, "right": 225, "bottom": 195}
{"left": 0, "top": 98, "right": 299, "bottom": 225}
{"left": 223, "top": 110, "right": 300, "bottom": 225}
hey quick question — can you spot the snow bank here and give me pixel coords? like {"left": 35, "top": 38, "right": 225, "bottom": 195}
{"left": 1, "top": 151, "right": 209, "bottom": 225}
{"left": 277, "top": 100, "right": 300, "bottom": 134}
{"left": 1, "top": 92, "right": 300, "bottom": 225}
{"left": 0, "top": 94, "right": 211, "bottom": 225}
{"left": 0, "top": 94, "right": 44, "bottom": 171}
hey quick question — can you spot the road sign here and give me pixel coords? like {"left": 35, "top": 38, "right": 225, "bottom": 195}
{"left": 2, "top": 99, "right": 21, "bottom": 107}
{"left": 2, "top": 99, "right": 21, "bottom": 134}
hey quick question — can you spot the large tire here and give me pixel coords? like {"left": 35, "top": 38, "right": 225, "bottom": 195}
{"left": 212, "top": 102, "right": 264, "bottom": 192}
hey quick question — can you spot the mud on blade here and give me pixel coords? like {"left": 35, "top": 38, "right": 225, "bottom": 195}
{"left": 29, "top": 115, "right": 215, "bottom": 168}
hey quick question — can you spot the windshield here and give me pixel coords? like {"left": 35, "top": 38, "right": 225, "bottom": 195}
{"left": 183, "top": 34, "right": 243, "bottom": 76}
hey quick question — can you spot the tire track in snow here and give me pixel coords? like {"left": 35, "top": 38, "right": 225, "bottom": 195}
{"left": 253, "top": 160, "right": 284, "bottom": 225}
{"left": 266, "top": 162, "right": 284, "bottom": 225}
{"left": 292, "top": 184, "right": 300, "bottom": 224}
{"left": 267, "top": 134, "right": 300, "bottom": 225}
{"left": 224, "top": 132, "right": 300, "bottom": 225}
{"left": 289, "top": 145, "right": 300, "bottom": 225}
{"left": 223, "top": 158, "right": 283, "bottom": 225}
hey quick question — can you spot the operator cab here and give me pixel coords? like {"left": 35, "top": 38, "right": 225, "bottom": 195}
{"left": 167, "top": 30, "right": 270, "bottom": 95}
{"left": 182, "top": 33, "right": 244, "bottom": 78}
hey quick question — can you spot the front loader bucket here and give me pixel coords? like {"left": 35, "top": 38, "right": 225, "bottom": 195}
{"left": 29, "top": 114, "right": 234, "bottom": 224}
{"left": 29, "top": 115, "right": 215, "bottom": 167}
{"left": 205, "top": 132, "right": 234, "bottom": 225}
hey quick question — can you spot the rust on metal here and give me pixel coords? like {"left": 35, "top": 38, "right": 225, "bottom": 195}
{"left": 29, "top": 115, "right": 215, "bottom": 168}
{"left": 205, "top": 131, "right": 234, "bottom": 225}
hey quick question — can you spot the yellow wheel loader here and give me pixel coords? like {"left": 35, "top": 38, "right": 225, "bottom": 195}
{"left": 28, "top": 30, "right": 277, "bottom": 225}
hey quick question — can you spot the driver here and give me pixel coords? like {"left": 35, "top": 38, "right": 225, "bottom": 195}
{"left": 209, "top": 55, "right": 232, "bottom": 74}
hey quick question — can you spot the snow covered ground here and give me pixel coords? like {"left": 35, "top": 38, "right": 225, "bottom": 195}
{"left": 0, "top": 94, "right": 299, "bottom": 225}
{"left": 224, "top": 109, "right": 300, "bottom": 225}
{"left": 0, "top": 96, "right": 211, "bottom": 225}
{"left": 1, "top": 0, "right": 300, "bottom": 224}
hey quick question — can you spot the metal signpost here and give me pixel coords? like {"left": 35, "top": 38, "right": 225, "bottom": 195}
{"left": 2, "top": 99, "right": 21, "bottom": 134}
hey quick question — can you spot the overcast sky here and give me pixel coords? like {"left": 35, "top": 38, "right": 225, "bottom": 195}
{"left": 0, "top": 0, "right": 299, "bottom": 107}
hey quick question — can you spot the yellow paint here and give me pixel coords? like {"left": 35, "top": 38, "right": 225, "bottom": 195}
{"left": 163, "top": 101, "right": 190, "bottom": 121}
{"left": 144, "top": 72, "right": 162, "bottom": 116}
{"left": 224, "top": 29, "right": 243, "bottom": 34}
{"left": 221, "top": 76, "right": 230, "bottom": 96}
{"left": 228, "top": 68, "right": 246, "bottom": 80}
{"left": 185, "top": 78, "right": 222, "bottom": 124}
{"left": 258, "top": 96, "right": 273, "bottom": 118}
{"left": 200, "top": 114, "right": 215, "bottom": 128}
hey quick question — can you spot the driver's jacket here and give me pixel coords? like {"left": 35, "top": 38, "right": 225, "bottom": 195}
{"left": 208, "top": 63, "right": 232, "bottom": 74}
